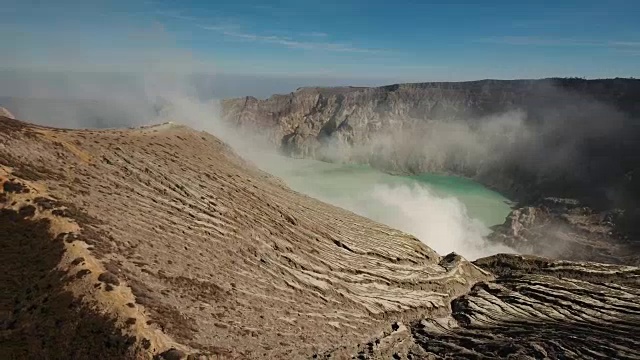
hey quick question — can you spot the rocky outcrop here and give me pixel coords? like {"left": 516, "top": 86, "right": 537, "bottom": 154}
{"left": 412, "top": 254, "right": 640, "bottom": 359}
{"left": 323, "top": 254, "right": 640, "bottom": 359}
{"left": 222, "top": 79, "right": 640, "bottom": 204}
{"left": 489, "top": 198, "right": 640, "bottom": 265}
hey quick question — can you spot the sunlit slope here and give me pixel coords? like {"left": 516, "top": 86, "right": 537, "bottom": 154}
{"left": 251, "top": 154, "right": 513, "bottom": 259}
{"left": 0, "top": 116, "right": 491, "bottom": 359}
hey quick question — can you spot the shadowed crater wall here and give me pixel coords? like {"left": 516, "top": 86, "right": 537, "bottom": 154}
{"left": 0, "top": 207, "right": 137, "bottom": 359}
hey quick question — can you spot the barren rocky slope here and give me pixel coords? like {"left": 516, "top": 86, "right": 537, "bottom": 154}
{"left": 0, "top": 116, "right": 491, "bottom": 358}
{"left": 222, "top": 78, "right": 640, "bottom": 265}
{"left": 1, "top": 115, "right": 640, "bottom": 359}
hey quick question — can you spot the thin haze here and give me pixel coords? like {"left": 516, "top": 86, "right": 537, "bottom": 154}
{"left": 0, "top": 18, "right": 519, "bottom": 259}
{"left": 2, "top": 1, "right": 635, "bottom": 259}
{"left": 1, "top": 0, "right": 639, "bottom": 90}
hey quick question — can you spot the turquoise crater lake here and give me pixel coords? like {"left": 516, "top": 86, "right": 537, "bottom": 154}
{"left": 405, "top": 173, "right": 513, "bottom": 227}
{"left": 254, "top": 154, "right": 515, "bottom": 259}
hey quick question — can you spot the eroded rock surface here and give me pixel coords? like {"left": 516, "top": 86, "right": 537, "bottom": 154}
{"left": 221, "top": 79, "right": 640, "bottom": 201}
{"left": 414, "top": 254, "right": 640, "bottom": 359}
{"left": 0, "top": 116, "right": 492, "bottom": 358}
{"left": 2, "top": 115, "right": 640, "bottom": 359}
{"left": 339, "top": 254, "right": 640, "bottom": 359}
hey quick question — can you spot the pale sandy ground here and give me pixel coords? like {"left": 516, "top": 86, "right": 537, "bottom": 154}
{"left": 0, "top": 116, "right": 490, "bottom": 359}
{"left": 1, "top": 115, "right": 639, "bottom": 359}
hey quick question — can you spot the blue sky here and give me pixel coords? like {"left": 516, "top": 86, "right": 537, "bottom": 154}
{"left": 1, "top": 0, "right": 639, "bottom": 83}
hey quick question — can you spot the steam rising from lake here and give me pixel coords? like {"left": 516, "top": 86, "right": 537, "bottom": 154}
{"left": 141, "top": 85, "right": 517, "bottom": 259}
{"left": 0, "top": 65, "right": 517, "bottom": 260}
{"left": 252, "top": 154, "right": 516, "bottom": 259}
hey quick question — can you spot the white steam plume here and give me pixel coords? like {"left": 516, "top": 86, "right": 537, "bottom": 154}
{"left": 0, "top": 23, "right": 515, "bottom": 260}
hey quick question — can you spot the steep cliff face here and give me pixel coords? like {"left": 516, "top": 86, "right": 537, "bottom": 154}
{"left": 222, "top": 78, "right": 640, "bottom": 263}
{"left": 222, "top": 79, "right": 640, "bottom": 203}
{"left": 337, "top": 254, "right": 640, "bottom": 359}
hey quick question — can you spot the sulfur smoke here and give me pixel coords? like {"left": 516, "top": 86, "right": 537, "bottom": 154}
{"left": 0, "top": 24, "right": 524, "bottom": 259}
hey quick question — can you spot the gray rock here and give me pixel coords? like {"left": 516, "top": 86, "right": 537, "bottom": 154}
{"left": 158, "top": 348, "right": 186, "bottom": 360}
{"left": 97, "top": 271, "right": 120, "bottom": 286}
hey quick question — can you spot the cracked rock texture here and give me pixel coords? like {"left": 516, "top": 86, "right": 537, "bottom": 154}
{"left": 221, "top": 79, "right": 640, "bottom": 203}
{"left": 340, "top": 254, "right": 640, "bottom": 359}
{"left": 2, "top": 114, "right": 640, "bottom": 359}
{"left": 0, "top": 116, "right": 492, "bottom": 359}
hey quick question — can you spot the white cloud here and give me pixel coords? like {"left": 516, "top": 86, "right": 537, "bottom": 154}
{"left": 199, "top": 25, "right": 229, "bottom": 31}
{"left": 609, "top": 41, "right": 640, "bottom": 48}
{"left": 302, "top": 32, "right": 329, "bottom": 38}
{"left": 155, "top": 10, "right": 198, "bottom": 22}
{"left": 153, "top": 3, "right": 379, "bottom": 54}
{"left": 478, "top": 36, "right": 600, "bottom": 46}
{"left": 479, "top": 36, "right": 640, "bottom": 55}
{"left": 200, "top": 26, "right": 381, "bottom": 54}
{"left": 614, "top": 49, "right": 640, "bottom": 56}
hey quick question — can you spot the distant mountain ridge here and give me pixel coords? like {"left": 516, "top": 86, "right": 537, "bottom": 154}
{"left": 222, "top": 77, "right": 640, "bottom": 203}
{"left": 222, "top": 78, "right": 640, "bottom": 263}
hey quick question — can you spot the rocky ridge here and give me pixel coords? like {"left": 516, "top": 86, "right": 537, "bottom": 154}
{"left": 341, "top": 254, "right": 640, "bottom": 359}
{"left": 1, "top": 115, "right": 640, "bottom": 359}
{"left": 0, "top": 115, "right": 490, "bottom": 358}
